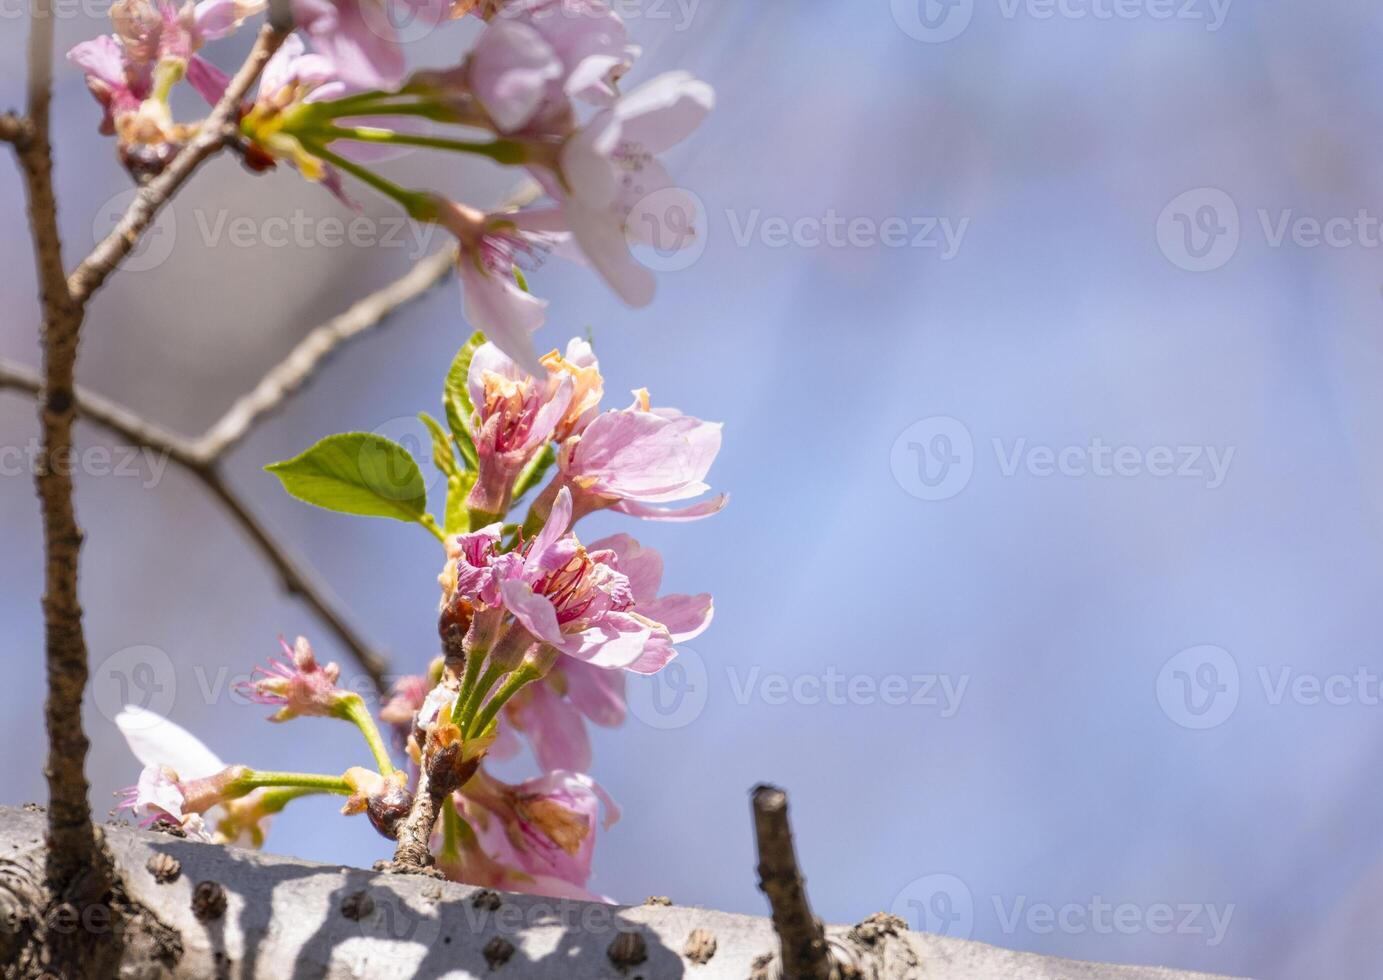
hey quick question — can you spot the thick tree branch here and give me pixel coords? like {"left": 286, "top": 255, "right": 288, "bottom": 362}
{"left": 753, "top": 785, "right": 836, "bottom": 980}
{"left": 196, "top": 246, "right": 457, "bottom": 460}
{"left": 67, "top": 24, "right": 289, "bottom": 305}
{"left": 0, "top": 805, "right": 1240, "bottom": 980}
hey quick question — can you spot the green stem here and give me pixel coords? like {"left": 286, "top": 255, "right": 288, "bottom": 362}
{"left": 452, "top": 647, "right": 489, "bottom": 726}
{"left": 456, "top": 664, "right": 506, "bottom": 734}
{"left": 334, "top": 695, "right": 396, "bottom": 776}
{"left": 321, "top": 126, "right": 529, "bottom": 165}
{"left": 253, "top": 786, "right": 326, "bottom": 815}
{"left": 468, "top": 666, "right": 541, "bottom": 739}
{"left": 420, "top": 513, "right": 447, "bottom": 544}
{"left": 439, "top": 794, "right": 463, "bottom": 861}
{"left": 302, "top": 141, "right": 440, "bottom": 221}
{"left": 235, "top": 771, "right": 353, "bottom": 796}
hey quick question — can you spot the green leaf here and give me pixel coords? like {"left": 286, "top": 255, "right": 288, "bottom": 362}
{"left": 418, "top": 412, "right": 460, "bottom": 480}
{"left": 511, "top": 443, "right": 556, "bottom": 504}
{"left": 444, "top": 332, "right": 485, "bottom": 471}
{"left": 266, "top": 433, "right": 428, "bottom": 524}
{"left": 445, "top": 332, "right": 486, "bottom": 434}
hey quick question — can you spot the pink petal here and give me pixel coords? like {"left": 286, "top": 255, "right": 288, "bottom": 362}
{"left": 637, "top": 592, "right": 713, "bottom": 643}
{"left": 458, "top": 256, "right": 548, "bottom": 376}
{"left": 501, "top": 580, "right": 566, "bottom": 645}
{"left": 587, "top": 533, "right": 663, "bottom": 602}
{"left": 563, "top": 661, "right": 626, "bottom": 727}
{"left": 612, "top": 493, "right": 729, "bottom": 522}
{"left": 614, "top": 71, "right": 715, "bottom": 155}
{"left": 514, "top": 682, "right": 592, "bottom": 772}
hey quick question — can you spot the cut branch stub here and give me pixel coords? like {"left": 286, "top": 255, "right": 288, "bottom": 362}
{"left": 752, "top": 784, "right": 837, "bottom": 980}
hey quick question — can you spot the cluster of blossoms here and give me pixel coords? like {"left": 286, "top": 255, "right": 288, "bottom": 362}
{"left": 117, "top": 334, "right": 724, "bottom": 899}
{"left": 71, "top": 0, "right": 712, "bottom": 372}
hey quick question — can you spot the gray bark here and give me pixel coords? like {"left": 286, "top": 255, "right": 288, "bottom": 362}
{"left": 0, "top": 806, "right": 1244, "bottom": 980}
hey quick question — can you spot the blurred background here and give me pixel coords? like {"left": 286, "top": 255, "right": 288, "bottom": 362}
{"left": 3, "top": 1, "right": 1382, "bottom": 976}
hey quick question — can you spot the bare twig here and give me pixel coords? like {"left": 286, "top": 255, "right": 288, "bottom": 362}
{"left": 267, "top": 0, "right": 295, "bottom": 33}
{"left": 752, "top": 785, "right": 837, "bottom": 980}
{"left": 67, "top": 25, "right": 289, "bottom": 305}
{"left": 197, "top": 246, "right": 457, "bottom": 460}
{"left": 0, "top": 360, "right": 394, "bottom": 696}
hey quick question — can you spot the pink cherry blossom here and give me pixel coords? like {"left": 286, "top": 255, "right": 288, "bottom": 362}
{"left": 115, "top": 708, "right": 265, "bottom": 845}
{"left": 466, "top": 340, "right": 575, "bottom": 511}
{"left": 497, "top": 487, "right": 707, "bottom": 673}
{"left": 459, "top": 769, "right": 618, "bottom": 897}
{"left": 291, "top": 0, "right": 448, "bottom": 90}
{"left": 438, "top": 204, "right": 573, "bottom": 372}
{"left": 68, "top": 36, "right": 153, "bottom": 135}
{"left": 547, "top": 71, "right": 714, "bottom": 307}
{"left": 545, "top": 388, "right": 726, "bottom": 522}
{"left": 466, "top": 0, "right": 636, "bottom": 134}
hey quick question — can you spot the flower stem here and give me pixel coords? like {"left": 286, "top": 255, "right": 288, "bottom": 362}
{"left": 439, "top": 794, "right": 463, "bottom": 861}
{"left": 334, "top": 694, "right": 396, "bottom": 776}
{"left": 235, "top": 770, "right": 353, "bottom": 796}
{"left": 452, "top": 645, "right": 489, "bottom": 726}
{"left": 455, "top": 663, "right": 506, "bottom": 733}
{"left": 301, "top": 140, "right": 440, "bottom": 221}
{"left": 468, "top": 665, "right": 541, "bottom": 739}
{"left": 321, "top": 126, "right": 529, "bottom": 165}
{"left": 420, "top": 512, "right": 447, "bottom": 543}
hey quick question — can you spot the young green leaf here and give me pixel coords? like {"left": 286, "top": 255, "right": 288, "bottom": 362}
{"left": 418, "top": 411, "right": 460, "bottom": 480}
{"left": 444, "top": 332, "right": 485, "bottom": 471}
{"left": 445, "top": 331, "right": 486, "bottom": 432}
{"left": 266, "top": 433, "right": 428, "bottom": 524}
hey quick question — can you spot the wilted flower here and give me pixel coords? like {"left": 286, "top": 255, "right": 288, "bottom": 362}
{"left": 236, "top": 635, "right": 350, "bottom": 721}
{"left": 115, "top": 708, "right": 264, "bottom": 845}
{"left": 457, "top": 769, "right": 618, "bottom": 898}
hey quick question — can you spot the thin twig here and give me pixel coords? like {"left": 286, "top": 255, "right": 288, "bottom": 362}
{"left": 196, "top": 246, "right": 456, "bottom": 460}
{"left": 0, "top": 360, "right": 393, "bottom": 697}
{"left": 752, "top": 785, "right": 837, "bottom": 980}
{"left": 67, "top": 25, "right": 289, "bottom": 305}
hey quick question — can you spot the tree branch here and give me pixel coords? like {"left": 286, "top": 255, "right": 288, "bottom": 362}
{"left": 752, "top": 785, "right": 836, "bottom": 980}
{"left": 0, "top": 359, "right": 393, "bottom": 697}
{"left": 16, "top": 0, "right": 106, "bottom": 901}
{"left": 67, "top": 24, "right": 289, "bottom": 305}
{"left": 0, "top": 805, "right": 1238, "bottom": 980}
{"left": 196, "top": 245, "right": 456, "bottom": 460}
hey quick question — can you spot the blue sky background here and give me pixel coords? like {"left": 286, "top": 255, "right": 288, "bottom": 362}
{"left": 4, "top": 2, "right": 1383, "bottom": 976}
